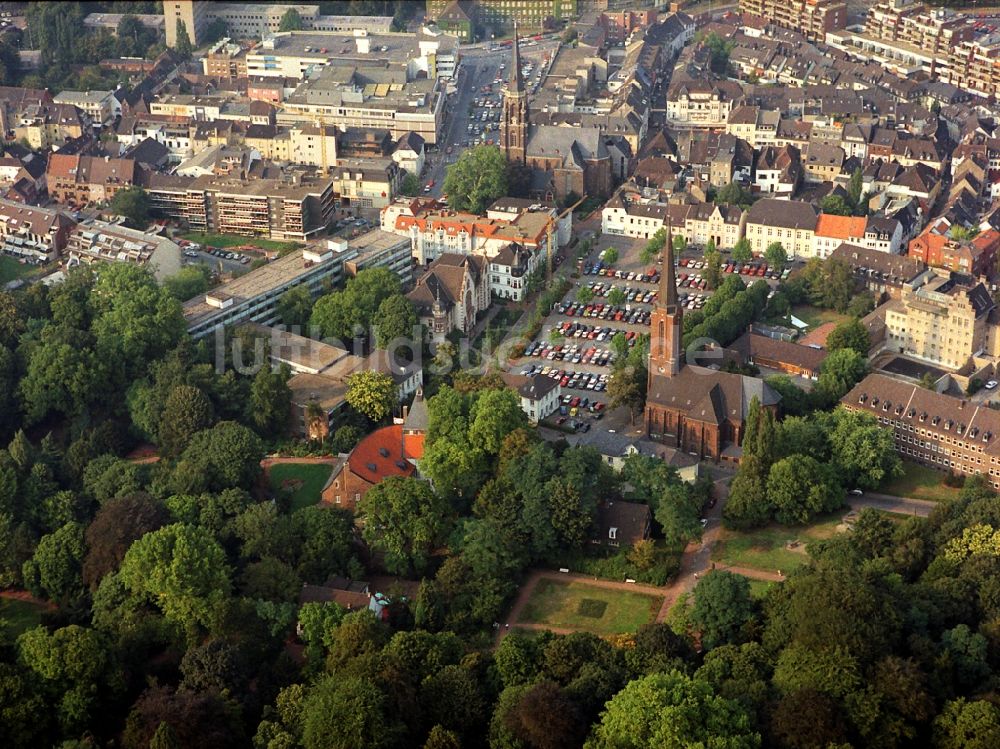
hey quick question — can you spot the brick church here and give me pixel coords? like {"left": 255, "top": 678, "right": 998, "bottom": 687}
{"left": 644, "top": 225, "right": 780, "bottom": 462}
{"left": 500, "top": 25, "right": 612, "bottom": 203}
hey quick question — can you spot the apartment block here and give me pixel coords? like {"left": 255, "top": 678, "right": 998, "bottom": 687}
{"left": 145, "top": 173, "right": 335, "bottom": 241}
{"left": 843, "top": 373, "right": 1000, "bottom": 490}
{"left": 0, "top": 200, "right": 76, "bottom": 263}
{"left": 884, "top": 268, "right": 995, "bottom": 369}
{"left": 65, "top": 221, "right": 182, "bottom": 282}
{"left": 427, "top": 0, "right": 579, "bottom": 34}
{"left": 53, "top": 90, "right": 120, "bottom": 126}
{"left": 739, "top": 0, "right": 847, "bottom": 41}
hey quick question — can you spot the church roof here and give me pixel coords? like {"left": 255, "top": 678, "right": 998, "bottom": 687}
{"left": 647, "top": 366, "right": 781, "bottom": 426}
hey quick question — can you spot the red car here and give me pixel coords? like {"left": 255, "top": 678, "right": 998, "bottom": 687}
{"left": 570, "top": 396, "right": 581, "bottom": 407}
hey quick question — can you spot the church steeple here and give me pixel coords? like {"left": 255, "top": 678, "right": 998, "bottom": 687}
{"left": 510, "top": 21, "right": 524, "bottom": 94}
{"left": 649, "top": 218, "right": 683, "bottom": 378}
{"left": 501, "top": 23, "right": 527, "bottom": 164}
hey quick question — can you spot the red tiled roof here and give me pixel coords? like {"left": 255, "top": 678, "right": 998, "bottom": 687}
{"left": 347, "top": 424, "right": 424, "bottom": 484}
{"left": 815, "top": 213, "right": 866, "bottom": 240}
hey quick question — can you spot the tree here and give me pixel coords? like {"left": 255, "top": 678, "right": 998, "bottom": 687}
{"left": 603, "top": 247, "right": 619, "bottom": 265}
{"left": 174, "top": 20, "right": 192, "bottom": 58}
{"left": 374, "top": 294, "right": 418, "bottom": 348}
{"left": 815, "top": 348, "right": 867, "bottom": 406}
{"left": 301, "top": 674, "right": 402, "bottom": 749}
{"left": 277, "top": 284, "right": 313, "bottom": 328}
{"left": 468, "top": 388, "right": 528, "bottom": 455}
{"left": 442, "top": 145, "right": 509, "bottom": 214}
{"left": 704, "top": 248, "right": 722, "bottom": 290}
{"left": 501, "top": 680, "right": 586, "bottom": 749}
{"left": 122, "top": 685, "right": 245, "bottom": 749}
{"left": 345, "top": 370, "right": 397, "bottom": 423}
{"left": 731, "top": 238, "right": 753, "bottom": 263}
{"left": 766, "top": 455, "right": 843, "bottom": 525}
{"left": 674, "top": 234, "right": 688, "bottom": 253}
{"left": 83, "top": 492, "right": 170, "bottom": 589}
{"left": 174, "top": 421, "right": 263, "bottom": 493}
{"left": 278, "top": 8, "right": 304, "bottom": 31}
{"left": 715, "top": 181, "right": 752, "bottom": 208}
{"left": 248, "top": 364, "right": 292, "bottom": 437}
{"left": 109, "top": 187, "right": 151, "bottom": 229}
{"left": 933, "top": 699, "right": 1000, "bottom": 749}
{"left": 202, "top": 17, "right": 228, "bottom": 44}
{"left": 764, "top": 242, "right": 787, "bottom": 268}
{"left": 577, "top": 286, "right": 595, "bottom": 304}
{"left": 158, "top": 384, "right": 214, "bottom": 457}
{"left": 654, "top": 481, "right": 703, "bottom": 547}
{"left": 400, "top": 172, "right": 421, "bottom": 196}
{"left": 847, "top": 167, "right": 863, "bottom": 211}
{"left": 690, "top": 571, "right": 755, "bottom": 650}
{"left": 820, "top": 194, "right": 852, "bottom": 216}
{"left": 608, "top": 365, "right": 645, "bottom": 423}
{"left": 608, "top": 287, "right": 626, "bottom": 306}
{"left": 22, "top": 522, "right": 86, "bottom": 608}
{"left": 119, "top": 523, "right": 231, "bottom": 634}
{"left": 826, "top": 318, "right": 869, "bottom": 356}
{"left": 310, "top": 267, "right": 401, "bottom": 342}
{"left": 640, "top": 228, "right": 667, "bottom": 264}
{"left": 0, "top": 663, "right": 46, "bottom": 747}
{"left": 702, "top": 32, "right": 734, "bottom": 75}
{"left": 830, "top": 408, "right": 902, "bottom": 490}
{"left": 163, "top": 265, "right": 211, "bottom": 302}
{"left": 17, "top": 624, "right": 116, "bottom": 734}
{"left": 587, "top": 670, "right": 759, "bottom": 749}
{"left": 359, "top": 476, "right": 449, "bottom": 576}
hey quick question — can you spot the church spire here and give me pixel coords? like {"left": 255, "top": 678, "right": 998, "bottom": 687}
{"left": 510, "top": 21, "right": 523, "bottom": 94}
{"left": 659, "top": 218, "right": 678, "bottom": 313}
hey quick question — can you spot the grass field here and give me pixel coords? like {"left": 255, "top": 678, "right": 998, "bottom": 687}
{"left": 0, "top": 256, "right": 38, "bottom": 285}
{"left": 790, "top": 304, "right": 851, "bottom": 329}
{"left": 0, "top": 598, "right": 46, "bottom": 639}
{"left": 268, "top": 463, "right": 332, "bottom": 511}
{"left": 520, "top": 578, "right": 663, "bottom": 636}
{"left": 881, "top": 460, "right": 962, "bottom": 503}
{"left": 711, "top": 515, "right": 846, "bottom": 574}
{"left": 748, "top": 579, "right": 777, "bottom": 599}
{"left": 180, "top": 232, "right": 301, "bottom": 252}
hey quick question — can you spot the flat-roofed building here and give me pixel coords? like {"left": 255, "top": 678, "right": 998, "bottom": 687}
{"left": 843, "top": 373, "right": 1000, "bottom": 490}
{"left": 53, "top": 90, "right": 120, "bottom": 126}
{"left": 65, "top": 221, "right": 182, "bottom": 281}
{"left": 333, "top": 229, "right": 413, "bottom": 285}
{"left": 182, "top": 246, "right": 344, "bottom": 339}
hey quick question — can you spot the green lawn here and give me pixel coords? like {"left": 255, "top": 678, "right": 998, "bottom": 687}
{"left": 180, "top": 232, "right": 301, "bottom": 252}
{"left": 520, "top": 578, "right": 663, "bottom": 636}
{"left": 268, "top": 463, "right": 332, "bottom": 511}
{"left": 789, "top": 304, "right": 851, "bottom": 329}
{"left": 0, "top": 598, "right": 46, "bottom": 639}
{"left": 747, "top": 579, "right": 777, "bottom": 599}
{"left": 0, "top": 256, "right": 38, "bottom": 285}
{"left": 880, "top": 460, "right": 962, "bottom": 503}
{"left": 712, "top": 515, "right": 846, "bottom": 575}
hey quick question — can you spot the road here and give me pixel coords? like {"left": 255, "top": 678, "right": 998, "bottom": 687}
{"left": 848, "top": 493, "right": 936, "bottom": 518}
{"left": 424, "top": 39, "right": 561, "bottom": 198}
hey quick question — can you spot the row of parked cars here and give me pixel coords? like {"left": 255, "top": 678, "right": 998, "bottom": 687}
{"left": 525, "top": 342, "right": 618, "bottom": 367}
{"left": 677, "top": 272, "right": 707, "bottom": 290}
{"left": 722, "top": 261, "right": 791, "bottom": 281}
{"left": 586, "top": 281, "right": 659, "bottom": 305}
{"left": 555, "top": 302, "right": 652, "bottom": 325}
{"left": 522, "top": 364, "right": 610, "bottom": 392}
{"left": 553, "top": 322, "right": 643, "bottom": 344}
{"left": 583, "top": 263, "right": 660, "bottom": 284}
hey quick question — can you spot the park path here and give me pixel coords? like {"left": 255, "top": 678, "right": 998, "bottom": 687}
{"left": 260, "top": 455, "right": 337, "bottom": 469}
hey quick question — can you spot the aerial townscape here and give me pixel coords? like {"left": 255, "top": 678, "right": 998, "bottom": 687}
{"left": 12, "top": 0, "right": 1000, "bottom": 746}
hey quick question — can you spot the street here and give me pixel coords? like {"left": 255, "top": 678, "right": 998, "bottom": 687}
{"left": 424, "top": 39, "right": 561, "bottom": 199}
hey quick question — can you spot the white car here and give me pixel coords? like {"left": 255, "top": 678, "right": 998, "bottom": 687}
{"left": 987, "top": 380, "right": 998, "bottom": 390}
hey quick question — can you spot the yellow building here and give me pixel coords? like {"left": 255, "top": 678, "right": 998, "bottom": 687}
{"left": 884, "top": 268, "right": 996, "bottom": 370}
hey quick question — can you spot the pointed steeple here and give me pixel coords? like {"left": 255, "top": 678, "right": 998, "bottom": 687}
{"left": 510, "top": 21, "right": 523, "bottom": 95}
{"left": 659, "top": 218, "right": 678, "bottom": 313}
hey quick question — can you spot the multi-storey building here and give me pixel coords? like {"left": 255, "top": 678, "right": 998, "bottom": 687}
{"left": 164, "top": 1, "right": 392, "bottom": 47}
{"left": 739, "top": 0, "right": 847, "bottom": 41}
{"left": 53, "top": 90, "right": 120, "bottom": 126}
{"left": 64, "top": 221, "right": 182, "bottom": 282}
{"left": 0, "top": 200, "right": 75, "bottom": 263}
{"left": 46, "top": 155, "right": 140, "bottom": 208}
{"left": 843, "top": 373, "right": 1000, "bottom": 490}
{"left": 743, "top": 199, "right": 818, "bottom": 259}
{"left": 145, "top": 173, "right": 335, "bottom": 241}
{"left": 182, "top": 245, "right": 344, "bottom": 339}
{"left": 427, "top": 0, "right": 578, "bottom": 34}
{"left": 884, "top": 268, "right": 996, "bottom": 369}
